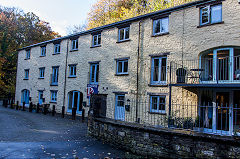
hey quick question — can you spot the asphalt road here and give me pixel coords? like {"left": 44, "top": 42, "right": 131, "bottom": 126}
{"left": 0, "top": 106, "right": 137, "bottom": 159}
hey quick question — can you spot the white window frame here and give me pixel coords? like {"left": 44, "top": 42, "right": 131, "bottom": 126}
{"left": 69, "top": 65, "right": 77, "bottom": 77}
{"left": 39, "top": 67, "right": 45, "bottom": 78}
{"left": 200, "top": 4, "right": 222, "bottom": 26}
{"left": 24, "top": 69, "right": 29, "bottom": 79}
{"left": 90, "top": 63, "right": 99, "bottom": 84}
{"left": 50, "top": 90, "right": 57, "bottom": 102}
{"left": 26, "top": 50, "right": 30, "bottom": 59}
{"left": 151, "top": 57, "right": 167, "bottom": 85}
{"left": 118, "top": 27, "right": 130, "bottom": 42}
{"left": 92, "top": 34, "right": 101, "bottom": 47}
{"left": 116, "top": 59, "right": 128, "bottom": 75}
{"left": 152, "top": 17, "right": 169, "bottom": 35}
{"left": 71, "top": 39, "right": 78, "bottom": 51}
{"left": 41, "top": 46, "right": 46, "bottom": 56}
{"left": 150, "top": 95, "right": 166, "bottom": 113}
{"left": 54, "top": 43, "right": 61, "bottom": 54}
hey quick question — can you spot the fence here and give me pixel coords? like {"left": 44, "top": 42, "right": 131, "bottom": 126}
{"left": 102, "top": 97, "right": 240, "bottom": 136}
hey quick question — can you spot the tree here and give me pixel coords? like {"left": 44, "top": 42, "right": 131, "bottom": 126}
{"left": 0, "top": 6, "right": 61, "bottom": 98}
{"left": 86, "top": 0, "right": 196, "bottom": 29}
{"left": 66, "top": 23, "right": 87, "bottom": 35}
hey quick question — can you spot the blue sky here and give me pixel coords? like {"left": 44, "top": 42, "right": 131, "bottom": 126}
{"left": 0, "top": 0, "right": 97, "bottom": 36}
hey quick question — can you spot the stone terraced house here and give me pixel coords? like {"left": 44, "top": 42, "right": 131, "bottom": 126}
{"left": 16, "top": 0, "right": 240, "bottom": 136}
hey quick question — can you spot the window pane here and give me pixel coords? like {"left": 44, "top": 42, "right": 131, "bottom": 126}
{"left": 118, "top": 61, "right": 123, "bottom": 73}
{"left": 154, "top": 20, "right": 160, "bottom": 34}
{"left": 98, "top": 34, "right": 101, "bottom": 45}
{"left": 161, "top": 58, "right": 167, "bottom": 81}
{"left": 119, "top": 29, "right": 124, "bottom": 40}
{"left": 96, "top": 64, "right": 99, "bottom": 82}
{"left": 73, "top": 66, "right": 76, "bottom": 75}
{"left": 93, "top": 36, "right": 97, "bottom": 46}
{"left": 161, "top": 18, "right": 169, "bottom": 33}
{"left": 125, "top": 27, "right": 129, "bottom": 39}
{"left": 211, "top": 5, "right": 222, "bottom": 23}
{"left": 91, "top": 65, "right": 95, "bottom": 82}
{"left": 152, "top": 97, "right": 158, "bottom": 110}
{"left": 153, "top": 59, "right": 159, "bottom": 81}
{"left": 201, "top": 7, "right": 209, "bottom": 24}
{"left": 159, "top": 97, "right": 165, "bottom": 111}
{"left": 124, "top": 61, "right": 128, "bottom": 73}
{"left": 76, "top": 40, "right": 78, "bottom": 49}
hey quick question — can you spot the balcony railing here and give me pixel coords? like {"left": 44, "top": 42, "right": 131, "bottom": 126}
{"left": 170, "top": 56, "right": 240, "bottom": 85}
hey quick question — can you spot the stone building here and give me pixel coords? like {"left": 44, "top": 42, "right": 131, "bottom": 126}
{"left": 15, "top": 0, "right": 240, "bottom": 135}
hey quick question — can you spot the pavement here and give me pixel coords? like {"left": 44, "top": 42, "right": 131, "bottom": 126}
{"left": 0, "top": 106, "right": 139, "bottom": 159}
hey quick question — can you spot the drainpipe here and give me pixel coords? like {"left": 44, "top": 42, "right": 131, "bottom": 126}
{"left": 63, "top": 39, "right": 70, "bottom": 108}
{"left": 136, "top": 20, "right": 142, "bottom": 123}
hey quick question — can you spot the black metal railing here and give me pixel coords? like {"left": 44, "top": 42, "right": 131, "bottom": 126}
{"left": 170, "top": 56, "right": 240, "bottom": 85}
{"left": 107, "top": 97, "right": 240, "bottom": 136}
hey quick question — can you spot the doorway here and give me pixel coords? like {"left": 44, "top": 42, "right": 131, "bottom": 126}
{"left": 68, "top": 91, "right": 83, "bottom": 114}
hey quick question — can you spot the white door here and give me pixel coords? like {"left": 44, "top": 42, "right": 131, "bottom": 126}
{"left": 115, "top": 94, "right": 125, "bottom": 121}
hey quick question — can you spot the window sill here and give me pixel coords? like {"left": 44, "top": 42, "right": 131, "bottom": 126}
{"left": 115, "top": 73, "right": 129, "bottom": 76}
{"left": 23, "top": 78, "right": 29, "bottom": 80}
{"left": 39, "top": 55, "right": 46, "bottom": 57}
{"left": 148, "top": 84, "right": 168, "bottom": 87}
{"left": 70, "top": 49, "right": 78, "bottom": 52}
{"left": 50, "top": 101, "right": 57, "bottom": 104}
{"left": 148, "top": 111, "right": 166, "bottom": 115}
{"left": 24, "top": 58, "right": 30, "bottom": 60}
{"left": 151, "top": 32, "right": 169, "bottom": 37}
{"left": 197, "top": 21, "right": 224, "bottom": 28}
{"left": 53, "top": 53, "right": 60, "bottom": 55}
{"left": 38, "top": 77, "right": 44, "bottom": 79}
{"left": 116, "top": 39, "right": 131, "bottom": 43}
{"left": 90, "top": 45, "right": 101, "bottom": 48}
{"left": 50, "top": 84, "right": 58, "bottom": 86}
{"left": 68, "top": 76, "right": 76, "bottom": 78}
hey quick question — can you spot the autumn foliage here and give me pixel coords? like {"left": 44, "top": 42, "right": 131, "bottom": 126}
{"left": 0, "top": 6, "right": 60, "bottom": 98}
{"left": 87, "top": 0, "right": 195, "bottom": 29}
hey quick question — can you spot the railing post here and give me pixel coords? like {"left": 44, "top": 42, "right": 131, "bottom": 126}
{"left": 29, "top": 102, "right": 33, "bottom": 112}
{"left": 43, "top": 104, "right": 47, "bottom": 115}
{"left": 36, "top": 103, "right": 40, "bottom": 113}
{"left": 22, "top": 102, "right": 26, "bottom": 111}
{"left": 16, "top": 101, "right": 19, "bottom": 110}
{"left": 72, "top": 107, "right": 76, "bottom": 120}
{"left": 212, "top": 102, "right": 216, "bottom": 133}
{"left": 52, "top": 105, "right": 56, "bottom": 116}
{"left": 61, "top": 106, "right": 65, "bottom": 118}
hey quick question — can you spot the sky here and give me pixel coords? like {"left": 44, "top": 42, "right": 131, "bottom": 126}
{"left": 0, "top": 0, "right": 97, "bottom": 36}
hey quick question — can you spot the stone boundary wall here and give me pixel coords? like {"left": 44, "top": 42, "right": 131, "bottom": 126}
{"left": 88, "top": 117, "right": 240, "bottom": 158}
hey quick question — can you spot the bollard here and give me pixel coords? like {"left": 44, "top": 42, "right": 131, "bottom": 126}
{"left": 43, "top": 104, "right": 47, "bottom": 115}
{"left": 16, "top": 101, "right": 19, "bottom": 110}
{"left": 61, "top": 106, "right": 65, "bottom": 118}
{"left": 10, "top": 99, "right": 14, "bottom": 109}
{"left": 36, "top": 103, "right": 40, "bottom": 113}
{"left": 82, "top": 109, "right": 85, "bottom": 123}
{"left": 4, "top": 100, "right": 7, "bottom": 108}
{"left": 72, "top": 107, "right": 76, "bottom": 120}
{"left": 52, "top": 105, "right": 56, "bottom": 116}
{"left": 29, "top": 102, "right": 33, "bottom": 112}
{"left": 22, "top": 102, "right": 25, "bottom": 111}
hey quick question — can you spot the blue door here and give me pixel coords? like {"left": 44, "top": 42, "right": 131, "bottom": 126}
{"left": 38, "top": 91, "right": 43, "bottom": 105}
{"left": 115, "top": 94, "right": 125, "bottom": 121}
{"left": 21, "top": 89, "right": 30, "bottom": 106}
